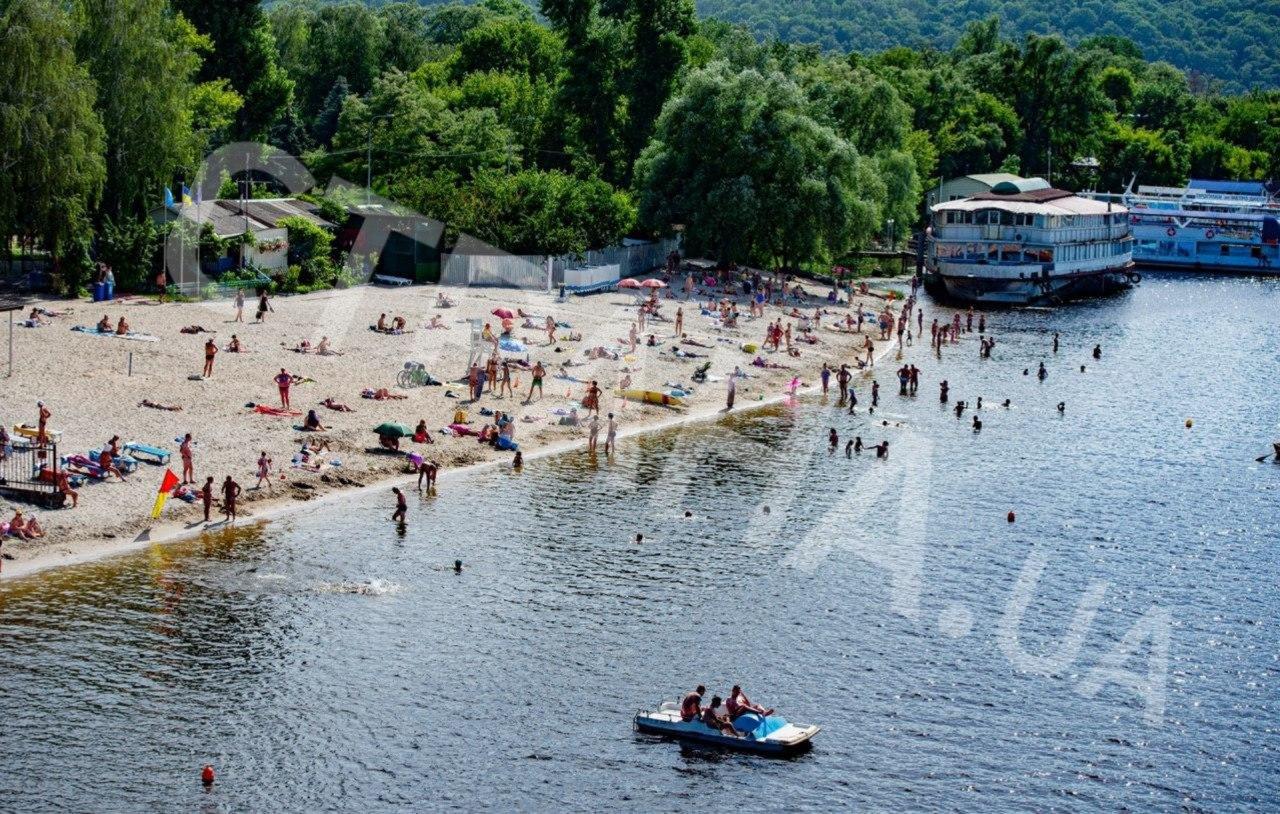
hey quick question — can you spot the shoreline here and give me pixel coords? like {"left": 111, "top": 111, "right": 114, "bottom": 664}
{"left": 1, "top": 286, "right": 906, "bottom": 581}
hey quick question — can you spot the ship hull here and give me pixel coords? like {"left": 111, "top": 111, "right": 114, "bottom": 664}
{"left": 925, "top": 266, "right": 1135, "bottom": 306}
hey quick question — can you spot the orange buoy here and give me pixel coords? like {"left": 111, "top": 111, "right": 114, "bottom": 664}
{"left": 1007, "top": 511, "right": 1016, "bottom": 523}
{"left": 201, "top": 765, "right": 215, "bottom": 786}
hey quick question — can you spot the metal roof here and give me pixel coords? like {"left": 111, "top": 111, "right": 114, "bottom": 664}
{"left": 933, "top": 193, "right": 1125, "bottom": 216}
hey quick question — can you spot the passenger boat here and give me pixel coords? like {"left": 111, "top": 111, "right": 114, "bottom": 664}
{"left": 633, "top": 701, "right": 820, "bottom": 756}
{"left": 925, "top": 176, "right": 1136, "bottom": 305}
{"left": 1085, "top": 179, "right": 1280, "bottom": 274}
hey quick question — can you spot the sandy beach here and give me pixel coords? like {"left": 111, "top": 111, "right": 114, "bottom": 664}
{"left": 0, "top": 273, "right": 906, "bottom": 578}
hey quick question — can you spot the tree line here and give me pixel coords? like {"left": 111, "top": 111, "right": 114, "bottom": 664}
{"left": 1, "top": 0, "right": 1276, "bottom": 292}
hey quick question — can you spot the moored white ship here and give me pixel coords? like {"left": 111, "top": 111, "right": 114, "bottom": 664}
{"left": 925, "top": 177, "right": 1136, "bottom": 305}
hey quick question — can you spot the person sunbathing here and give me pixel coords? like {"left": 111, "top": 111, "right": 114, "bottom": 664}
{"left": 681, "top": 334, "right": 711, "bottom": 348}
{"left": 304, "top": 438, "right": 331, "bottom": 454}
{"left": 27, "top": 308, "right": 48, "bottom": 326}
{"left": 752, "top": 356, "right": 790, "bottom": 370}
{"left": 427, "top": 316, "right": 449, "bottom": 330}
{"left": 139, "top": 399, "right": 182, "bottom": 411}
{"left": 116, "top": 317, "right": 130, "bottom": 335}
{"left": 321, "top": 397, "right": 354, "bottom": 412}
{"left": 294, "top": 338, "right": 312, "bottom": 353}
{"left": 227, "top": 335, "right": 242, "bottom": 353}
{"left": 8, "top": 511, "right": 37, "bottom": 540}
{"left": 316, "top": 336, "right": 340, "bottom": 355}
{"left": 391, "top": 316, "right": 406, "bottom": 332}
{"left": 97, "top": 315, "right": 112, "bottom": 332}
{"left": 180, "top": 325, "right": 211, "bottom": 334}
{"left": 435, "top": 293, "right": 455, "bottom": 308}
{"left": 376, "top": 313, "right": 388, "bottom": 332}
{"left": 97, "top": 448, "right": 127, "bottom": 481}
{"left": 302, "top": 409, "right": 326, "bottom": 432}
{"left": 363, "top": 388, "right": 407, "bottom": 401}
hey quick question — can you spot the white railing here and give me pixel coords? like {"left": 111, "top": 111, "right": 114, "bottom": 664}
{"left": 936, "top": 225, "right": 1130, "bottom": 244}
{"left": 440, "top": 237, "right": 682, "bottom": 291}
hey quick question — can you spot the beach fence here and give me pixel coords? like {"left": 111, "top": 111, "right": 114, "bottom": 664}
{"left": 0, "top": 442, "right": 66, "bottom": 508}
{"left": 439, "top": 238, "right": 682, "bottom": 291}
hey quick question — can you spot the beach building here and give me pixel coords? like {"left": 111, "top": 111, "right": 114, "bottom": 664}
{"left": 151, "top": 198, "right": 334, "bottom": 274}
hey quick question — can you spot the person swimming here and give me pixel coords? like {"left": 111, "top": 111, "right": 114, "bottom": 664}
{"left": 1037, "top": 362, "right": 1048, "bottom": 381}
{"left": 1057, "top": 402, "right": 1066, "bottom": 413}
{"left": 973, "top": 415, "right": 982, "bottom": 431}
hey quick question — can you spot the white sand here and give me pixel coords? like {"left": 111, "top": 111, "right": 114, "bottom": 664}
{"left": 0, "top": 274, "right": 906, "bottom": 577}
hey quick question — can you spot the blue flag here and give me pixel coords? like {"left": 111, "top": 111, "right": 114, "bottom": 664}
{"left": 164, "top": 187, "right": 175, "bottom": 208}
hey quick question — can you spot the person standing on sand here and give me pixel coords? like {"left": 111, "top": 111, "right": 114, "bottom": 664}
{"left": 391, "top": 487, "right": 407, "bottom": 523}
{"left": 233, "top": 289, "right": 245, "bottom": 322}
{"left": 203, "top": 338, "right": 217, "bottom": 378}
{"left": 820, "top": 363, "right": 831, "bottom": 395}
{"left": 545, "top": 316, "right": 557, "bottom": 346}
{"left": 274, "top": 368, "right": 293, "bottom": 409}
{"left": 525, "top": 361, "right": 545, "bottom": 403}
{"left": 56, "top": 469, "right": 78, "bottom": 508}
{"left": 588, "top": 413, "right": 600, "bottom": 453}
{"left": 256, "top": 291, "right": 271, "bottom": 323}
{"left": 201, "top": 476, "right": 214, "bottom": 522}
{"left": 221, "top": 476, "right": 241, "bottom": 521}
{"left": 499, "top": 359, "right": 513, "bottom": 398}
{"left": 180, "top": 433, "right": 194, "bottom": 484}
{"left": 674, "top": 306, "right": 683, "bottom": 337}
{"left": 485, "top": 354, "right": 499, "bottom": 394}
{"left": 36, "top": 401, "right": 51, "bottom": 446}
{"left": 255, "top": 451, "right": 274, "bottom": 491}
{"left": 584, "top": 381, "right": 602, "bottom": 417}
{"left": 155, "top": 270, "right": 167, "bottom": 303}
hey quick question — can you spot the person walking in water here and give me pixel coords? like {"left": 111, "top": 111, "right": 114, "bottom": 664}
{"left": 604, "top": 413, "right": 618, "bottom": 456}
{"left": 391, "top": 487, "right": 407, "bottom": 523}
{"left": 1093, "top": 344, "right": 1102, "bottom": 360}
{"left": 940, "top": 380, "right": 949, "bottom": 403}
{"left": 1052, "top": 332, "right": 1060, "bottom": 353}
{"left": 1037, "top": 361, "right": 1048, "bottom": 381}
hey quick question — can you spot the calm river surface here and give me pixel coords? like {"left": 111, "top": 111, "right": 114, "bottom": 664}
{"left": 1, "top": 275, "right": 1277, "bottom": 812}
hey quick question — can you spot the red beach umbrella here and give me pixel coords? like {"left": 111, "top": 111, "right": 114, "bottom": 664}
{"left": 491, "top": 308, "right": 514, "bottom": 319}
{"left": 639, "top": 279, "right": 667, "bottom": 289}
{"left": 618, "top": 278, "right": 642, "bottom": 289}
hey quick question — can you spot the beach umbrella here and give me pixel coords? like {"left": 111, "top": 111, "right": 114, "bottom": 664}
{"left": 373, "top": 422, "right": 413, "bottom": 438}
{"left": 618, "top": 278, "right": 642, "bottom": 289}
{"left": 640, "top": 279, "right": 667, "bottom": 288}
{"left": 491, "top": 308, "right": 514, "bottom": 319}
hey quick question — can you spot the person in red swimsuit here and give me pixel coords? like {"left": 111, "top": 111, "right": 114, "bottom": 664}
{"left": 679, "top": 685, "right": 705, "bottom": 722}
{"left": 274, "top": 368, "right": 293, "bottom": 409}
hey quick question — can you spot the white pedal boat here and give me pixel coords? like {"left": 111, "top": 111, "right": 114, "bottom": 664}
{"left": 634, "top": 701, "right": 820, "bottom": 756}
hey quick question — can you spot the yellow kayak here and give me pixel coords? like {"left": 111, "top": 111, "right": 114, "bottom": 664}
{"left": 616, "top": 389, "right": 687, "bottom": 408}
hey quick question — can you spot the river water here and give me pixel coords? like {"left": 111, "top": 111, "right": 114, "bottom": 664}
{"left": 1, "top": 275, "right": 1276, "bottom": 812}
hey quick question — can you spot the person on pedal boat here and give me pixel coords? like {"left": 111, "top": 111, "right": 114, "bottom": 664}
{"left": 700, "top": 696, "right": 741, "bottom": 737}
{"left": 679, "top": 685, "right": 705, "bottom": 722}
{"left": 726, "top": 685, "right": 773, "bottom": 720}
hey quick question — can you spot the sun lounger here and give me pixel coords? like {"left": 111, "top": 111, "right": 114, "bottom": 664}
{"left": 88, "top": 449, "right": 139, "bottom": 473}
{"left": 372, "top": 274, "right": 412, "bottom": 286}
{"left": 122, "top": 442, "right": 171, "bottom": 464}
{"left": 63, "top": 454, "right": 107, "bottom": 479}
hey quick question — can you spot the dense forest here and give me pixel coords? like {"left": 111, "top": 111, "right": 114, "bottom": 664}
{"left": 1, "top": 0, "right": 1278, "bottom": 294}
{"left": 695, "top": 0, "right": 1280, "bottom": 93}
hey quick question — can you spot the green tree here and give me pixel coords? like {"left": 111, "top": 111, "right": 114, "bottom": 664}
{"left": 636, "top": 63, "right": 881, "bottom": 269}
{"left": 174, "top": 0, "right": 293, "bottom": 139}
{"left": 1097, "top": 124, "right": 1188, "bottom": 189}
{"left": 312, "top": 76, "right": 350, "bottom": 148}
{"left": 0, "top": 0, "right": 105, "bottom": 273}
{"left": 301, "top": 2, "right": 385, "bottom": 118}
{"left": 620, "top": 0, "right": 696, "bottom": 173}
{"left": 76, "top": 0, "right": 206, "bottom": 217}
{"left": 378, "top": 3, "right": 430, "bottom": 74}
{"left": 453, "top": 17, "right": 563, "bottom": 84}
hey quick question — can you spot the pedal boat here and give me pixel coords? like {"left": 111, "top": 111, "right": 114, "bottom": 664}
{"left": 634, "top": 701, "right": 819, "bottom": 756}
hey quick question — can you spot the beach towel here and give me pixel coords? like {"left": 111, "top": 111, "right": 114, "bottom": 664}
{"left": 71, "top": 326, "right": 160, "bottom": 342}
{"left": 498, "top": 337, "right": 526, "bottom": 353}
